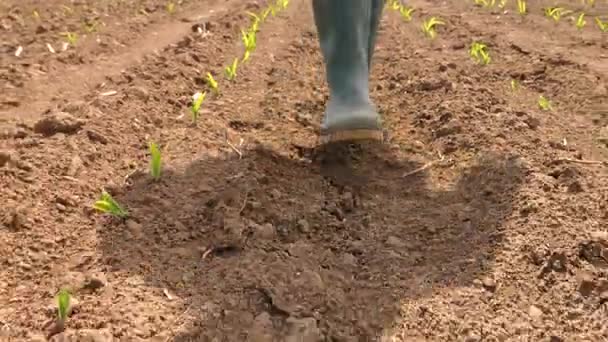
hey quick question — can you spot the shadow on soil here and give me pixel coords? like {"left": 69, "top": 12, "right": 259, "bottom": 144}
{"left": 98, "top": 141, "right": 525, "bottom": 340}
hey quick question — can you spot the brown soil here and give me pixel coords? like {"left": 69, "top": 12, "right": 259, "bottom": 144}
{"left": 1, "top": 0, "right": 608, "bottom": 341}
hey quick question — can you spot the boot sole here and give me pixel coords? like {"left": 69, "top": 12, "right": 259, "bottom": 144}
{"left": 318, "top": 128, "right": 385, "bottom": 145}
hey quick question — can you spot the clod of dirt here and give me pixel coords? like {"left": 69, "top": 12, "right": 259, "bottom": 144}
{"left": 250, "top": 312, "right": 274, "bottom": 342}
{"left": 86, "top": 129, "right": 109, "bottom": 144}
{"left": 66, "top": 155, "right": 84, "bottom": 177}
{"left": 598, "top": 126, "right": 608, "bottom": 148}
{"left": 600, "top": 291, "right": 608, "bottom": 304}
{"left": 83, "top": 272, "right": 107, "bottom": 291}
{"left": 577, "top": 272, "right": 596, "bottom": 297}
{"left": 127, "top": 86, "right": 150, "bottom": 101}
{"left": 481, "top": 277, "right": 497, "bottom": 292}
{"left": 285, "top": 316, "right": 322, "bottom": 342}
{"left": 254, "top": 222, "right": 276, "bottom": 240}
{"left": 0, "top": 150, "right": 11, "bottom": 167}
{"left": 126, "top": 219, "right": 143, "bottom": 239}
{"left": 3, "top": 207, "right": 29, "bottom": 230}
{"left": 49, "top": 329, "right": 112, "bottom": 342}
{"left": 34, "top": 112, "right": 85, "bottom": 136}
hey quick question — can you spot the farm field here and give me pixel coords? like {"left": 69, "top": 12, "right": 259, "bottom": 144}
{"left": 1, "top": 0, "right": 608, "bottom": 340}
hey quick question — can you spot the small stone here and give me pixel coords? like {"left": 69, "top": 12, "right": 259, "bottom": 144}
{"left": 34, "top": 112, "right": 85, "bottom": 136}
{"left": 590, "top": 231, "right": 608, "bottom": 244}
{"left": 528, "top": 305, "right": 543, "bottom": 319}
{"left": 66, "top": 155, "right": 83, "bottom": 177}
{"left": 126, "top": 220, "right": 143, "bottom": 238}
{"left": 464, "top": 333, "right": 481, "bottom": 342}
{"left": 481, "top": 277, "right": 497, "bottom": 292}
{"left": 56, "top": 203, "right": 67, "bottom": 212}
{"left": 577, "top": 272, "right": 596, "bottom": 297}
{"left": 255, "top": 223, "right": 276, "bottom": 240}
{"left": 341, "top": 253, "right": 357, "bottom": 267}
{"left": 128, "top": 86, "right": 150, "bottom": 101}
{"left": 296, "top": 219, "right": 310, "bottom": 233}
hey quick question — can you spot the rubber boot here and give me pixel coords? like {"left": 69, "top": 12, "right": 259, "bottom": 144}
{"left": 312, "top": 0, "right": 384, "bottom": 143}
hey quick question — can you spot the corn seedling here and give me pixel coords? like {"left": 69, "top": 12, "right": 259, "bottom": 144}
{"left": 510, "top": 79, "right": 519, "bottom": 91}
{"left": 399, "top": 6, "right": 415, "bottom": 22}
{"left": 241, "top": 28, "right": 257, "bottom": 62}
{"left": 225, "top": 58, "right": 238, "bottom": 81}
{"left": 276, "top": 0, "right": 289, "bottom": 10}
{"left": 262, "top": 7, "right": 272, "bottom": 20}
{"left": 84, "top": 20, "right": 100, "bottom": 33}
{"left": 538, "top": 95, "right": 552, "bottom": 111}
{"left": 93, "top": 190, "right": 128, "bottom": 218}
{"left": 166, "top": 1, "right": 176, "bottom": 14}
{"left": 205, "top": 72, "right": 219, "bottom": 94}
{"left": 469, "top": 42, "right": 491, "bottom": 65}
{"left": 62, "top": 32, "right": 78, "bottom": 46}
{"left": 56, "top": 289, "right": 71, "bottom": 322}
{"left": 247, "top": 11, "right": 261, "bottom": 30}
{"left": 386, "top": 0, "right": 401, "bottom": 11}
{"left": 61, "top": 5, "right": 73, "bottom": 16}
{"left": 544, "top": 7, "right": 570, "bottom": 22}
{"left": 498, "top": 0, "right": 507, "bottom": 9}
{"left": 191, "top": 91, "right": 206, "bottom": 123}
{"left": 421, "top": 17, "right": 445, "bottom": 39}
{"left": 32, "top": 10, "right": 40, "bottom": 20}
{"left": 148, "top": 141, "right": 162, "bottom": 181}
{"left": 596, "top": 17, "right": 608, "bottom": 32}
{"left": 474, "top": 0, "right": 495, "bottom": 8}
{"left": 517, "top": 0, "right": 526, "bottom": 15}
{"left": 576, "top": 13, "right": 586, "bottom": 30}
{"left": 583, "top": 0, "right": 595, "bottom": 7}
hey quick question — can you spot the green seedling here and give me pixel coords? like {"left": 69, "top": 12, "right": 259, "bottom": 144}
{"left": 205, "top": 73, "right": 219, "bottom": 94}
{"left": 262, "top": 6, "right": 272, "bottom": 20}
{"left": 62, "top": 32, "right": 78, "bottom": 46}
{"left": 544, "top": 7, "right": 570, "bottom": 21}
{"left": 61, "top": 5, "right": 73, "bottom": 16}
{"left": 538, "top": 95, "right": 552, "bottom": 111}
{"left": 517, "top": 0, "right": 526, "bottom": 15}
{"left": 166, "top": 1, "right": 176, "bottom": 14}
{"left": 498, "top": 0, "right": 507, "bottom": 9}
{"left": 596, "top": 17, "right": 608, "bottom": 32}
{"left": 191, "top": 91, "right": 206, "bottom": 123}
{"left": 247, "top": 11, "right": 261, "bottom": 30}
{"left": 33, "top": 10, "right": 40, "bottom": 20}
{"left": 276, "top": 0, "right": 289, "bottom": 10}
{"left": 421, "top": 17, "right": 445, "bottom": 39}
{"left": 510, "top": 79, "right": 519, "bottom": 91}
{"left": 148, "top": 141, "right": 162, "bottom": 180}
{"left": 584, "top": 0, "right": 595, "bottom": 7}
{"left": 387, "top": 0, "right": 401, "bottom": 11}
{"left": 576, "top": 13, "right": 586, "bottom": 30}
{"left": 93, "top": 190, "right": 129, "bottom": 218}
{"left": 56, "top": 289, "right": 71, "bottom": 322}
{"left": 84, "top": 20, "right": 100, "bottom": 33}
{"left": 399, "top": 6, "right": 414, "bottom": 22}
{"left": 474, "top": 0, "right": 495, "bottom": 7}
{"left": 241, "top": 28, "right": 257, "bottom": 62}
{"left": 225, "top": 58, "right": 238, "bottom": 81}
{"left": 469, "top": 41, "right": 491, "bottom": 65}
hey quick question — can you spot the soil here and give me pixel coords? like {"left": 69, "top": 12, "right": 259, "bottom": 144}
{"left": 1, "top": 0, "right": 608, "bottom": 341}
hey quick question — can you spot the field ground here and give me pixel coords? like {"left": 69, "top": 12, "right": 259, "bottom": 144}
{"left": 1, "top": 0, "right": 608, "bottom": 340}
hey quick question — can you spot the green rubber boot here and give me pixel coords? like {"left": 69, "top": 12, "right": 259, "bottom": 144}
{"left": 312, "top": 0, "right": 384, "bottom": 143}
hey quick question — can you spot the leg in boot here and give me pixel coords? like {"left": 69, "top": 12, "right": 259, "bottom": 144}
{"left": 312, "top": 0, "right": 384, "bottom": 143}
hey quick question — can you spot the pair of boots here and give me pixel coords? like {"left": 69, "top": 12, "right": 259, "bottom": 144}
{"left": 312, "top": 0, "right": 384, "bottom": 144}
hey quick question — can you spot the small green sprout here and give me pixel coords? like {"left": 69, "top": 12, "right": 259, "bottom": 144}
{"left": 498, "top": 0, "right": 507, "bottom": 9}
{"left": 166, "top": 2, "right": 176, "bottom": 14}
{"left": 575, "top": 13, "right": 586, "bottom": 30}
{"left": 84, "top": 20, "right": 100, "bottom": 33}
{"left": 225, "top": 58, "right": 238, "bottom": 81}
{"left": 469, "top": 42, "right": 491, "bottom": 65}
{"left": 241, "top": 28, "right": 257, "bottom": 62}
{"left": 148, "top": 141, "right": 162, "bottom": 180}
{"left": 474, "top": 0, "right": 494, "bottom": 7}
{"left": 247, "top": 11, "right": 261, "bottom": 30}
{"left": 262, "top": 7, "right": 272, "bottom": 20}
{"left": 56, "top": 289, "right": 71, "bottom": 322}
{"left": 61, "top": 5, "right": 73, "bottom": 16}
{"left": 387, "top": 0, "right": 401, "bottom": 11}
{"left": 191, "top": 91, "right": 206, "bottom": 123}
{"left": 517, "top": 0, "right": 526, "bottom": 15}
{"left": 275, "top": 0, "right": 289, "bottom": 10}
{"left": 510, "top": 79, "right": 519, "bottom": 91}
{"left": 93, "top": 190, "right": 128, "bottom": 218}
{"left": 399, "top": 5, "right": 414, "bottom": 22}
{"left": 205, "top": 73, "right": 219, "bottom": 94}
{"left": 33, "top": 10, "right": 40, "bottom": 20}
{"left": 544, "top": 7, "right": 570, "bottom": 22}
{"left": 596, "top": 17, "right": 608, "bottom": 32}
{"left": 62, "top": 32, "right": 78, "bottom": 46}
{"left": 421, "top": 17, "right": 445, "bottom": 39}
{"left": 538, "top": 95, "right": 552, "bottom": 111}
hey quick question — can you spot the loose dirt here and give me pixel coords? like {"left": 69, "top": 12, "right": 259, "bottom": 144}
{"left": 1, "top": 0, "right": 607, "bottom": 341}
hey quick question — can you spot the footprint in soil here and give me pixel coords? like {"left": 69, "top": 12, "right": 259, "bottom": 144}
{"left": 96, "top": 142, "right": 525, "bottom": 340}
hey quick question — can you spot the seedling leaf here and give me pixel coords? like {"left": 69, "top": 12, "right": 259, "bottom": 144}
{"left": 149, "top": 141, "right": 161, "bottom": 180}
{"left": 93, "top": 190, "right": 129, "bottom": 218}
{"left": 56, "top": 289, "right": 71, "bottom": 322}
